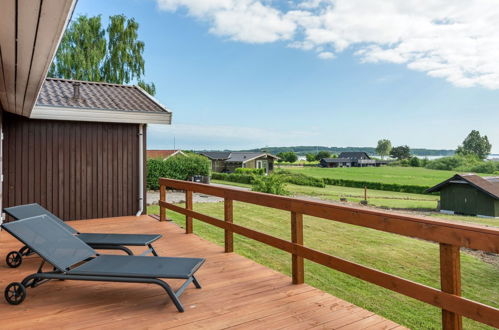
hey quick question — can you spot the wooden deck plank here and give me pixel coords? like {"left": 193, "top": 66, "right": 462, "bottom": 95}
{"left": 0, "top": 215, "right": 404, "bottom": 329}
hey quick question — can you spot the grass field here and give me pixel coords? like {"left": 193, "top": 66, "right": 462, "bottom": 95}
{"left": 213, "top": 179, "right": 440, "bottom": 209}
{"left": 212, "top": 179, "right": 499, "bottom": 227}
{"left": 281, "top": 166, "right": 478, "bottom": 187}
{"left": 148, "top": 203, "right": 498, "bottom": 329}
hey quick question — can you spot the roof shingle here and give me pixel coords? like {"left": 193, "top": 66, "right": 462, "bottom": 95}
{"left": 36, "top": 78, "right": 169, "bottom": 113}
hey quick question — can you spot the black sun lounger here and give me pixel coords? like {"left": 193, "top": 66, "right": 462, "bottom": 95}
{"left": 3, "top": 203, "right": 162, "bottom": 268}
{"left": 2, "top": 215, "right": 205, "bottom": 312}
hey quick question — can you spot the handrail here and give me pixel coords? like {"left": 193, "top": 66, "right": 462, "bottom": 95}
{"left": 158, "top": 178, "right": 499, "bottom": 329}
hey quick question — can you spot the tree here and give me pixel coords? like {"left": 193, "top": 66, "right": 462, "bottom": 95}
{"left": 138, "top": 80, "right": 156, "bottom": 96}
{"left": 277, "top": 151, "right": 298, "bottom": 163}
{"left": 48, "top": 15, "right": 106, "bottom": 81}
{"left": 49, "top": 14, "right": 156, "bottom": 95}
{"left": 376, "top": 139, "right": 392, "bottom": 159}
{"left": 315, "top": 151, "right": 331, "bottom": 161}
{"left": 390, "top": 145, "right": 411, "bottom": 160}
{"left": 456, "top": 130, "right": 492, "bottom": 160}
{"left": 305, "top": 153, "right": 316, "bottom": 162}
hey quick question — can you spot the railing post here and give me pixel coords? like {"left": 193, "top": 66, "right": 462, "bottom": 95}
{"left": 440, "top": 243, "right": 462, "bottom": 330}
{"left": 159, "top": 184, "right": 166, "bottom": 221}
{"left": 224, "top": 198, "right": 233, "bottom": 253}
{"left": 185, "top": 190, "right": 193, "bottom": 234}
{"left": 291, "top": 211, "right": 304, "bottom": 284}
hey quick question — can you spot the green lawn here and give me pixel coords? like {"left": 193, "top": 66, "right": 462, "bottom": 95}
{"left": 281, "top": 166, "right": 477, "bottom": 187}
{"left": 212, "top": 179, "right": 440, "bottom": 209}
{"left": 213, "top": 179, "right": 499, "bottom": 227}
{"left": 149, "top": 203, "right": 498, "bottom": 329}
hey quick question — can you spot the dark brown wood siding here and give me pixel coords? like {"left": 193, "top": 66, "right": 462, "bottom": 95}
{"left": 2, "top": 113, "right": 141, "bottom": 221}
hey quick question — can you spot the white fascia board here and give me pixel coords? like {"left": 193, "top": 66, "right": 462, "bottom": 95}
{"left": 242, "top": 154, "right": 277, "bottom": 164}
{"left": 30, "top": 105, "right": 172, "bottom": 124}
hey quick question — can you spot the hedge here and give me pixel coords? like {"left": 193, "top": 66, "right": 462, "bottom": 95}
{"left": 274, "top": 172, "right": 326, "bottom": 188}
{"left": 211, "top": 172, "right": 255, "bottom": 184}
{"left": 322, "top": 178, "right": 431, "bottom": 194}
{"left": 147, "top": 155, "right": 211, "bottom": 190}
{"left": 213, "top": 171, "right": 432, "bottom": 194}
{"left": 234, "top": 168, "right": 265, "bottom": 175}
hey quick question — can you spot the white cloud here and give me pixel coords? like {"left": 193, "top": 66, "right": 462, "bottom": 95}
{"left": 157, "top": 0, "right": 499, "bottom": 89}
{"left": 317, "top": 51, "right": 335, "bottom": 59}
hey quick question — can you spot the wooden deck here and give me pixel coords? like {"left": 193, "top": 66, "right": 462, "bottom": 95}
{"left": 0, "top": 215, "right": 404, "bottom": 329}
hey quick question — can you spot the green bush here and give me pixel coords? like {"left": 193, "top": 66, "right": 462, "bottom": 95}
{"left": 468, "top": 161, "right": 497, "bottom": 174}
{"left": 409, "top": 157, "right": 421, "bottom": 167}
{"left": 425, "top": 156, "right": 468, "bottom": 171}
{"left": 211, "top": 172, "right": 254, "bottom": 184}
{"left": 322, "top": 178, "right": 431, "bottom": 194}
{"left": 425, "top": 155, "right": 496, "bottom": 174}
{"left": 146, "top": 155, "right": 211, "bottom": 190}
{"left": 251, "top": 175, "right": 289, "bottom": 195}
{"left": 274, "top": 170, "right": 326, "bottom": 187}
{"left": 234, "top": 168, "right": 265, "bottom": 175}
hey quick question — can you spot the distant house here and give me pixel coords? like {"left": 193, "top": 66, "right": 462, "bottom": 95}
{"left": 147, "top": 150, "right": 186, "bottom": 160}
{"left": 199, "top": 152, "right": 278, "bottom": 174}
{"left": 426, "top": 174, "right": 499, "bottom": 218}
{"left": 320, "top": 152, "right": 385, "bottom": 168}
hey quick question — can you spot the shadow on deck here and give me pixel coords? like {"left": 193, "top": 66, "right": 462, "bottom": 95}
{"left": 0, "top": 215, "right": 403, "bottom": 329}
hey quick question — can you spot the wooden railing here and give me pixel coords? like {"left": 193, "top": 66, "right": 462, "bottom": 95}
{"left": 158, "top": 178, "right": 499, "bottom": 329}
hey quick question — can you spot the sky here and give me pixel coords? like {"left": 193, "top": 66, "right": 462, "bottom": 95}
{"left": 74, "top": 0, "right": 499, "bottom": 153}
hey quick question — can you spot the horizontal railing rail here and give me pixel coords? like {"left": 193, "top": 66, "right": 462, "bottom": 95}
{"left": 158, "top": 178, "right": 499, "bottom": 329}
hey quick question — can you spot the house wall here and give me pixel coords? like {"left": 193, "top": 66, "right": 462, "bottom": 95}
{"left": 2, "top": 113, "right": 142, "bottom": 221}
{"left": 440, "top": 184, "right": 497, "bottom": 217}
{"left": 211, "top": 160, "right": 226, "bottom": 172}
{"left": 245, "top": 157, "right": 275, "bottom": 171}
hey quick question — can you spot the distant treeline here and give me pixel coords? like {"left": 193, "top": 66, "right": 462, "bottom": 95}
{"left": 231, "top": 146, "right": 455, "bottom": 157}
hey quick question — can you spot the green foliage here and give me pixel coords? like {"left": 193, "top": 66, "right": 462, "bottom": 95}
{"left": 409, "top": 157, "right": 421, "bottom": 167}
{"left": 102, "top": 15, "right": 145, "bottom": 84}
{"left": 456, "top": 130, "right": 492, "bottom": 160}
{"left": 146, "top": 155, "right": 211, "bottom": 190}
{"left": 234, "top": 168, "right": 265, "bottom": 175}
{"left": 376, "top": 139, "right": 392, "bottom": 159}
{"left": 49, "top": 14, "right": 156, "bottom": 95}
{"left": 306, "top": 153, "right": 316, "bottom": 162}
{"left": 390, "top": 145, "right": 411, "bottom": 160}
{"left": 211, "top": 173, "right": 254, "bottom": 184}
{"left": 425, "top": 156, "right": 466, "bottom": 171}
{"left": 276, "top": 151, "right": 298, "bottom": 163}
{"left": 48, "top": 15, "right": 106, "bottom": 81}
{"left": 468, "top": 162, "right": 498, "bottom": 174}
{"left": 322, "top": 178, "right": 430, "bottom": 194}
{"left": 315, "top": 151, "right": 332, "bottom": 160}
{"left": 138, "top": 80, "right": 156, "bottom": 95}
{"left": 274, "top": 170, "right": 326, "bottom": 187}
{"left": 425, "top": 155, "right": 497, "bottom": 174}
{"left": 251, "top": 175, "right": 289, "bottom": 195}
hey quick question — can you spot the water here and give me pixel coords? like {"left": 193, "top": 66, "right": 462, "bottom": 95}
{"left": 415, "top": 154, "right": 499, "bottom": 160}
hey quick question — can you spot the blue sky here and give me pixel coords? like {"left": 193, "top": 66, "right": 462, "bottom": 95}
{"left": 74, "top": 0, "right": 499, "bottom": 153}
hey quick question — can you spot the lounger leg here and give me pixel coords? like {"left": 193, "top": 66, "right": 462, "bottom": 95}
{"left": 160, "top": 281, "right": 185, "bottom": 313}
{"left": 192, "top": 276, "right": 202, "bottom": 289}
{"left": 149, "top": 244, "right": 159, "bottom": 256}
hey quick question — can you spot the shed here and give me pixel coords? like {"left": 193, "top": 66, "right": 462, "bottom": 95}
{"left": 426, "top": 174, "right": 499, "bottom": 218}
{"left": 2, "top": 78, "right": 171, "bottom": 221}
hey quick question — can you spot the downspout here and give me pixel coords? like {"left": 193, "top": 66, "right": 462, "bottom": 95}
{"left": 136, "top": 124, "right": 144, "bottom": 216}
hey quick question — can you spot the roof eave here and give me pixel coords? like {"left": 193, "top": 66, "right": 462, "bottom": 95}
{"left": 30, "top": 105, "right": 172, "bottom": 124}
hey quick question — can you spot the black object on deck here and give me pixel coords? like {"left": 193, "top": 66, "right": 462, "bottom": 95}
{"left": 2, "top": 215, "right": 205, "bottom": 312}
{"left": 3, "top": 203, "right": 162, "bottom": 268}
